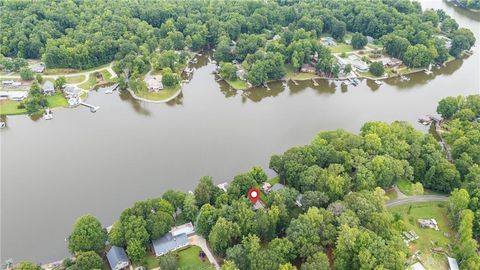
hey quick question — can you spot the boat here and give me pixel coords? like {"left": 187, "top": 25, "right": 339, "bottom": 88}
{"left": 0, "top": 122, "right": 5, "bottom": 129}
{"left": 43, "top": 108, "right": 53, "bottom": 120}
{"left": 374, "top": 80, "right": 383, "bottom": 85}
{"left": 282, "top": 81, "right": 288, "bottom": 87}
{"left": 400, "top": 75, "right": 410, "bottom": 82}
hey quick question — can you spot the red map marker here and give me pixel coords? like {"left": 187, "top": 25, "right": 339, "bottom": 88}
{"left": 248, "top": 188, "right": 260, "bottom": 204}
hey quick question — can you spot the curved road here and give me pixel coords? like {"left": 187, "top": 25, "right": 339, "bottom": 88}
{"left": 385, "top": 194, "right": 448, "bottom": 208}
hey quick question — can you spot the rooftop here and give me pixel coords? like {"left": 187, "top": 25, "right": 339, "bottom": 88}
{"left": 269, "top": 183, "right": 285, "bottom": 192}
{"left": 152, "top": 232, "right": 188, "bottom": 256}
{"left": 447, "top": 257, "right": 459, "bottom": 270}
{"left": 171, "top": 222, "right": 195, "bottom": 237}
{"left": 106, "top": 246, "right": 130, "bottom": 270}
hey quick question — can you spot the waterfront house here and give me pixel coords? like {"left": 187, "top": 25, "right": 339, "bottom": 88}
{"left": 42, "top": 81, "right": 55, "bottom": 95}
{"left": 352, "top": 60, "right": 369, "bottom": 72}
{"left": 300, "top": 64, "right": 316, "bottom": 73}
{"left": 236, "top": 68, "right": 246, "bottom": 81}
{"left": 387, "top": 58, "right": 402, "bottom": 68}
{"left": 64, "top": 85, "right": 81, "bottom": 97}
{"left": 146, "top": 76, "right": 163, "bottom": 92}
{"left": 106, "top": 246, "right": 130, "bottom": 270}
{"left": 152, "top": 232, "right": 189, "bottom": 256}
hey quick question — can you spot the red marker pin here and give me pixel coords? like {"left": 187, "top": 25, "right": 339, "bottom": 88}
{"left": 248, "top": 188, "right": 260, "bottom": 204}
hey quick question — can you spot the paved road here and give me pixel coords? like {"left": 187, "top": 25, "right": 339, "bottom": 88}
{"left": 385, "top": 195, "right": 448, "bottom": 208}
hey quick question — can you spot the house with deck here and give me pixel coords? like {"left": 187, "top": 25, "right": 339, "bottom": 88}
{"left": 42, "top": 81, "right": 55, "bottom": 95}
{"left": 152, "top": 222, "right": 194, "bottom": 257}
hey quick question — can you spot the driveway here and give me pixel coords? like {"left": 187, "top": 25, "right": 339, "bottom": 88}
{"left": 188, "top": 234, "right": 220, "bottom": 269}
{"left": 385, "top": 195, "right": 448, "bottom": 208}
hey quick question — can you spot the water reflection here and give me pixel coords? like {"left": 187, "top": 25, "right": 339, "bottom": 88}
{"left": 119, "top": 91, "right": 151, "bottom": 116}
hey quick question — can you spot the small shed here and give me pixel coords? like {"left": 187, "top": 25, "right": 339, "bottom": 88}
{"left": 42, "top": 81, "right": 55, "bottom": 95}
{"left": 106, "top": 246, "right": 130, "bottom": 270}
{"left": 447, "top": 257, "right": 459, "bottom": 270}
{"left": 152, "top": 233, "right": 189, "bottom": 257}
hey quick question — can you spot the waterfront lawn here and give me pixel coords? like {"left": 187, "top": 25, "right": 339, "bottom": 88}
{"left": 78, "top": 74, "right": 97, "bottom": 90}
{"left": 0, "top": 100, "right": 26, "bottom": 115}
{"left": 134, "top": 84, "right": 181, "bottom": 101}
{"left": 65, "top": 75, "right": 86, "bottom": 84}
{"left": 389, "top": 202, "right": 454, "bottom": 270}
{"left": 225, "top": 79, "right": 248, "bottom": 90}
{"left": 178, "top": 246, "right": 213, "bottom": 270}
{"left": 285, "top": 65, "right": 317, "bottom": 81}
{"left": 46, "top": 93, "right": 68, "bottom": 107}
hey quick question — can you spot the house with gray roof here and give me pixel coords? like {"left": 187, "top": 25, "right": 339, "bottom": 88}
{"left": 268, "top": 183, "right": 285, "bottom": 193}
{"left": 42, "top": 81, "right": 55, "bottom": 95}
{"left": 106, "top": 246, "right": 130, "bottom": 270}
{"left": 152, "top": 232, "right": 189, "bottom": 257}
{"left": 447, "top": 257, "right": 459, "bottom": 270}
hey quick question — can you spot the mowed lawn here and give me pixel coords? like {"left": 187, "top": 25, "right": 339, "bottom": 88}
{"left": 389, "top": 202, "right": 455, "bottom": 270}
{"left": 178, "top": 246, "right": 214, "bottom": 270}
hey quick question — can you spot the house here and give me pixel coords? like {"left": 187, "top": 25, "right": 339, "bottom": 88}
{"left": 300, "top": 64, "right": 316, "bottom": 73}
{"left": 8, "top": 91, "right": 28, "bottom": 101}
{"left": 352, "top": 60, "right": 369, "bottom": 72}
{"left": 411, "top": 262, "right": 426, "bottom": 270}
{"left": 321, "top": 37, "right": 336, "bottom": 47}
{"left": 236, "top": 68, "right": 246, "bottom": 81}
{"left": 29, "top": 62, "right": 46, "bottom": 73}
{"left": 106, "top": 246, "right": 130, "bottom": 270}
{"left": 171, "top": 222, "right": 195, "bottom": 237}
{"left": 152, "top": 232, "right": 189, "bottom": 256}
{"left": 64, "top": 85, "right": 81, "bottom": 97}
{"left": 387, "top": 58, "right": 402, "bottom": 68}
{"left": 217, "top": 182, "right": 228, "bottom": 192}
{"left": 335, "top": 55, "right": 349, "bottom": 68}
{"left": 295, "top": 194, "right": 303, "bottom": 207}
{"left": 42, "top": 81, "right": 55, "bottom": 95}
{"left": 146, "top": 76, "right": 163, "bottom": 92}
{"left": 447, "top": 257, "right": 459, "bottom": 270}
{"left": 268, "top": 183, "right": 285, "bottom": 193}
{"left": 417, "top": 218, "right": 439, "bottom": 230}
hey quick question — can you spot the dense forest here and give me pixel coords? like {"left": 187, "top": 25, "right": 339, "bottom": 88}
{"left": 0, "top": 0, "right": 476, "bottom": 86}
{"left": 13, "top": 95, "right": 480, "bottom": 270}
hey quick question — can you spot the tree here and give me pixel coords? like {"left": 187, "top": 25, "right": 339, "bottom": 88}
{"left": 183, "top": 193, "right": 199, "bottom": 222}
{"left": 13, "top": 262, "right": 42, "bottom": 270}
{"left": 343, "top": 64, "right": 352, "bottom": 74}
{"left": 248, "top": 166, "right": 268, "bottom": 184}
{"left": 146, "top": 210, "right": 174, "bottom": 240}
{"left": 437, "top": 96, "right": 460, "bottom": 119}
{"left": 54, "top": 76, "right": 66, "bottom": 90}
{"left": 226, "top": 245, "right": 249, "bottom": 270}
{"left": 196, "top": 203, "right": 218, "bottom": 237}
{"left": 331, "top": 20, "right": 346, "bottom": 40}
{"left": 221, "top": 260, "right": 240, "bottom": 270}
{"left": 411, "top": 182, "right": 424, "bottom": 195}
{"left": 301, "top": 252, "right": 331, "bottom": 270}
{"left": 369, "top": 62, "right": 384, "bottom": 77}
{"left": 122, "top": 215, "right": 149, "bottom": 246}
{"left": 35, "top": 74, "right": 43, "bottom": 84}
{"left": 351, "top": 33, "right": 368, "bottom": 49}
{"left": 194, "top": 176, "right": 220, "bottom": 207}
{"left": 19, "top": 67, "right": 34, "bottom": 80}
{"left": 127, "top": 238, "right": 146, "bottom": 263}
{"left": 219, "top": 62, "right": 238, "bottom": 81}
{"left": 68, "top": 215, "right": 106, "bottom": 254}
{"left": 159, "top": 253, "right": 179, "bottom": 270}
{"left": 162, "top": 190, "right": 186, "bottom": 211}
{"left": 162, "top": 68, "right": 179, "bottom": 87}
{"left": 75, "top": 251, "right": 103, "bottom": 270}
{"left": 209, "top": 217, "right": 241, "bottom": 256}
{"left": 449, "top": 189, "right": 470, "bottom": 229}
{"left": 278, "top": 263, "right": 297, "bottom": 270}
{"left": 153, "top": 50, "right": 179, "bottom": 71}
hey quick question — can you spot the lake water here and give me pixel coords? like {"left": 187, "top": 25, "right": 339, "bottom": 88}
{"left": 1, "top": 0, "right": 479, "bottom": 264}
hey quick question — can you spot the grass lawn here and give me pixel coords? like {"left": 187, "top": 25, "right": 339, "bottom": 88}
{"left": 133, "top": 254, "right": 159, "bottom": 269}
{"left": 0, "top": 100, "right": 27, "bottom": 115}
{"left": 78, "top": 74, "right": 97, "bottom": 90}
{"left": 389, "top": 202, "right": 454, "bottom": 270}
{"left": 44, "top": 68, "right": 79, "bottom": 75}
{"left": 397, "top": 179, "right": 414, "bottom": 195}
{"left": 268, "top": 176, "right": 280, "bottom": 185}
{"left": 46, "top": 93, "right": 68, "bottom": 107}
{"left": 225, "top": 79, "right": 248, "bottom": 90}
{"left": 134, "top": 84, "right": 181, "bottom": 101}
{"left": 178, "top": 246, "right": 213, "bottom": 270}
{"left": 285, "top": 64, "right": 317, "bottom": 81}
{"left": 65, "top": 75, "right": 86, "bottom": 84}
{"left": 101, "top": 69, "right": 113, "bottom": 81}
{"left": 330, "top": 43, "right": 354, "bottom": 53}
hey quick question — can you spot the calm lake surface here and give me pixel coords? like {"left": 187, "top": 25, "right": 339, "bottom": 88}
{"left": 1, "top": 0, "right": 479, "bottom": 263}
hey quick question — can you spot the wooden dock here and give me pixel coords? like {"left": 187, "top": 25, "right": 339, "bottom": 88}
{"left": 79, "top": 102, "right": 100, "bottom": 113}
{"left": 291, "top": 79, "right": 299, "bottom": 86}
{"left": 312, "top": 78, "right": 319, "bottom": 86}
{"left": 263, "top": 82, "right": 270, "bottom": 90}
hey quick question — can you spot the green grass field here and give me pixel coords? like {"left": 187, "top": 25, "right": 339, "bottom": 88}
{"left": 285, "top": 64, "right": 318, "bottom": 81}
{"left": 65, "top": 75, "right": 86, "bottom": 84}
{"left": 178, "top": 246, "right": 214, "bottom": 270}
{"left": 46, "top": 93, "right": 68, "bottom": 107}
{"left": 330, "top": 43, "right": 354, "bottom": 53}
{"left": 0, "top": 93, "right": 67, "bottom": 115}
{"left": 389, "top": 202, "right": 454, "bottom": 270}
{"left": 134, "top": 84, "right": 181, "bottom": 101}
{"left": 132, "top": 253, "right": 159, "bottom": 269}
{"left": 226, "top": 79, "right": 249, "bottom": 90}
{"left": 78, "top": 74, "right": 97, "bottom": 90}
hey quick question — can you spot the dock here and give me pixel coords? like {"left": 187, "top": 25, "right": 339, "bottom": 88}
{"left": 291, "top": 79, "right": 299, "bottom": 86}
{"left": 263, "top": 82, "right": 270, "bottom": 90}
{"left": 312, "top": 78, "right": 319, "bottom": 86}
{"left": 79, "top": 101, "right": 100, "bottom": 113}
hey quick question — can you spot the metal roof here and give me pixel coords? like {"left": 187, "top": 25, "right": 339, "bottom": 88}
{"left": 106, "top": 246, "right": 129, "bottom": 270}
{"left": 152, "top": 232, "right": 188, "bottom": 256}
{"left": 270, "top": 183, "right": 285, "bottom": 192}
